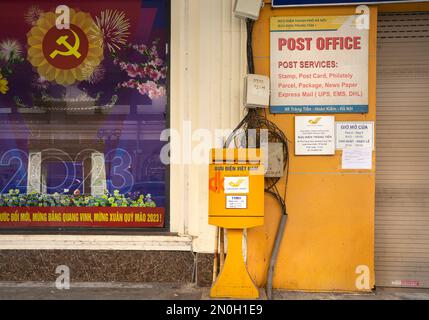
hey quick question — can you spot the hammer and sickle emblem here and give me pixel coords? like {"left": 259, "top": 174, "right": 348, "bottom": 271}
{"left": 49, "top": 29, "right": 81, "bottom": 59}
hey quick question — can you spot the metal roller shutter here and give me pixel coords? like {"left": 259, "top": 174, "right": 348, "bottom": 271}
{"left": 376, "top": 12, "right": 429, "bottom": 288}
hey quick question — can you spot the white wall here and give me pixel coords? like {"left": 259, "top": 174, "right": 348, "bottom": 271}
{"left": 170, "top": 0, "right": 247, "bottom": 253}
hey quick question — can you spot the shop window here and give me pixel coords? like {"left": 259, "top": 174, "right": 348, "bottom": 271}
{"left": 0, "top": 0, "right": 170, "bottom": 231}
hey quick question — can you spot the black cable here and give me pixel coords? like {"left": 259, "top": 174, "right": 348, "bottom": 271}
{"left": 246, "top": 19, "right": 255, "bottom": 74}
{"left": 224, "top": 108, "right": 290, "bottom": 191}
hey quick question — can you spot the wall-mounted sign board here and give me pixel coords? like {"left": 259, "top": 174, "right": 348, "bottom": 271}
{"left": 270, "top": 15, "right": 369, "bottom": 114}
{"left": 336, "top": 121, "right": 374, "bottom": 150}
{"left": 272, "top": 0, "right": 429, "bottom": 7}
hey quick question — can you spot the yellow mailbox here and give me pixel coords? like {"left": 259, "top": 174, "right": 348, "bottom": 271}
{"left": 209, "top": 148, "right": 264, "bottom": 299}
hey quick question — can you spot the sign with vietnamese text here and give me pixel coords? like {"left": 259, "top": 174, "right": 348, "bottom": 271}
{"left": 270, "top": 15, "right": 369, "bottom": 114}
{"left": 226, "top": 196, "right": 247, "bottom": 209}
{"left": 0, "top": 207, "right": 165, "bottom": 229}
{"left": 336, "top": 122, "right": 374, "bottom": 150}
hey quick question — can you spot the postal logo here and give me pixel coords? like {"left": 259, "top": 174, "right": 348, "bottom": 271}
{"left": 224, "top": 177, "right": 249, "bottom": 194}
{"left": 308, "top": 117, "right": 322, "bottom": 125}
{"left": 228, "top": 179, "right": 246, "bottom": 188}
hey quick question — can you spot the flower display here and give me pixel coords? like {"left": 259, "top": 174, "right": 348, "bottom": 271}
{"left": 0, "top": 189, "right": 157, "bottom": 208}
{"left": 0, "top": 39, "right": 24, "bottom": 94}
{"left": 27, "top": 9, "right": 104, "bottom": 85}
{"left": 114, "top": 39, "right": 167, "bottom": 99}
{"left": 0, "top": 3, "right": 168, "bottom": 231}
{"left": 2, "top": 6, "right": 167, "bottom": 107}
{"left": 0, "top": 73, "right": 8, "bottom": 94}
{"left": 95, "top": 10, "right": 130, "bottom": 53}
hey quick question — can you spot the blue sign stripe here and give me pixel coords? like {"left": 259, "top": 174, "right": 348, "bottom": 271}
{"left": 272, "top": 0, "right": 429, "bottom": 7}
{"left": 270, "top": 105, "right": 369, "bottom": 114}
{"left": 270, "top": 29, "right": 337, "bottom": 32}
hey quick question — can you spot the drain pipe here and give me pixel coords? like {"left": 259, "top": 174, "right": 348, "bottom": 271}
{"left": 266, "top": 213, "right": 288, "bottom": 300}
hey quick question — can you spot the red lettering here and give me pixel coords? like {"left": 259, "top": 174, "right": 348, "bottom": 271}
{"left": 277, "top": 38, "right": 312, "bottom": 51}
{"left": 316, "top": 37, "right": 325, "bottom": 50}
{"left": 315, "top": 36, "right": 362, "bottom": 50}
{"left": 354, "top": 36, "right": 361, "bottom": 49}
{"left": 278, "top": 38, "right": 287, "bottom": 51}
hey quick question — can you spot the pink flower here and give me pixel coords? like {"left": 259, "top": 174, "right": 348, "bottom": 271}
{"left": 156, "top": 86, "right": 166, "bottom": 97}
{"left": 125, "top": 64, "right": 140, "bottom": 78}
{"left": 126, "top": 79, "right": 138, "bottom": 88}
{"left": 149, "top": 69, "right": 162, "bottom": 82}
{"left": 137, "top": 83, "right": 147, "bottom": 96}
{"left": 119, "top": 79, "right": 139, "bottom": 89}
{"left": 115, "top": 40, "right": 166, "bottom": 100}
{"left": 119, "top": 61, "right": 128, "bottom": 70}
{"left": 132, "top": 44, "right": 148, "bottom": 54}
{"left": 136, "top": 81, "right": 163, "bottom": 99}
{"left": 149, "top": 46, "right": 159, "bottom": 59}
{"left": 160, "top": 67, "right": 167, "bottom": 78}
{"left": 139, "top": 44, "right": 148, "bottom": 54}
{"left": 154, "top": 58, "right": 163, "bottom": 67}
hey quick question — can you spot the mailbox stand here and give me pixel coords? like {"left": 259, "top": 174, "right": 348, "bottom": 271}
{"left": 209, "top": 149, "right": 264, "bottom": 299}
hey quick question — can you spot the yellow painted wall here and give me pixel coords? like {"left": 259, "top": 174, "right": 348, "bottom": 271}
{"left": 247, "top": 3, "right": 378, "bottom": 292}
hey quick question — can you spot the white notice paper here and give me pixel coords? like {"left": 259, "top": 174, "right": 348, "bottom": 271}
{"left": 295, "top": 116, "right": 335, "bottom": 155}
{"left": 226, "top": 196, "right": 247, "bottom": 209}
{"left": 336, "top": 122, "right": 374, "bottom": 150}
{"left": 342, "top": 148, "right": 372, "bottom": 170}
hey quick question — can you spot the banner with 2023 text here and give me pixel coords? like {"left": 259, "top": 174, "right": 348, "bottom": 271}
{"left": 270, "top": 15, "right": 369, "bottom": 114}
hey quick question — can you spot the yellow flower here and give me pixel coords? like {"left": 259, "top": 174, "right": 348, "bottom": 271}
{"left": 0, "top": 74, "right": 8, "bottom": 94}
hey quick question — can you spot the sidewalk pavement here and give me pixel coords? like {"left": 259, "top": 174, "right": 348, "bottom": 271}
{"left": 0, "top": 282, "right": 428, "bottom": 300}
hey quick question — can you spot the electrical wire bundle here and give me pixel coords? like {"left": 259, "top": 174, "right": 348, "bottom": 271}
{"left": 224, "top": 108, "right": 289, "bottom": 191}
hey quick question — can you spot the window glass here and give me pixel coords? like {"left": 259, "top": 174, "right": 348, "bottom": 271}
{"left": 0, "top": 0, "right": 169, "bottom": 230}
